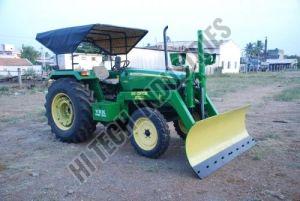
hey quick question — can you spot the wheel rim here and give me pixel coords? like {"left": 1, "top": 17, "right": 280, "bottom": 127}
{"left": 133, "top": 117, "right": 158, "bottom": 151}
{"left": 51, "top": 93, "right": 74, "bottom": 130}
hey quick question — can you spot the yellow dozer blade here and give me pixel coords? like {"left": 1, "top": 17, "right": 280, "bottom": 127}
{"left": 185, "top": 105, "right": 255, "bottom": 179}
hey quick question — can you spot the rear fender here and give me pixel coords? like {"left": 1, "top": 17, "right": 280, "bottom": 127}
{"left": 50, "top": 70, "right": 104, "bottom": 101}
{"left": 49, "top": 70, "right": 97, "bottom": 80}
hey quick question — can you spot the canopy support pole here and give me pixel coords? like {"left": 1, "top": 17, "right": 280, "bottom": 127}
{"left": 55, "top": 54, "right": 58, "bottom": 70}
{"left": 71, "top": 53, "right": 74, "bottom": 70}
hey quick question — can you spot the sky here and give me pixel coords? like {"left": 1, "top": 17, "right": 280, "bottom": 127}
{"left": 0, "top": 0, "right": 299, "bottom": 55}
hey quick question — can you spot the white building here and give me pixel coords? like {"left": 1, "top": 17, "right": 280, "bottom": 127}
{"left": 0, "top": 44, "right": 20, "bottom": 58}
{"left": 265, "top": 58, "right": 298, "bottom": 70}
{"left": 0, "top": 58, "right": 42, "bottom": 76}
{"left": 217, "top": 40, "right": 241, "bottom": 74}
{"left": 57, "top": 53, "right": 102, "bottom": 70}
{"left": 153, "top": 40, "right": 241, "bottom": 74}
{"left": 122, "top": 48, "right": 172, "bottom": 69}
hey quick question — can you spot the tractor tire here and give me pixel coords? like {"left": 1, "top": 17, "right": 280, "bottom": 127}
{"left": 173, "top": 120, "right": 188, "bottom": 140}
{"left": 174, "top": 112, "right": 201, "bottom": 140}
{"left": 128, "top": 107, "right": 170, "bottom": 158}
{"left": 45, "top": 78, "right": 96, "bottom": 143}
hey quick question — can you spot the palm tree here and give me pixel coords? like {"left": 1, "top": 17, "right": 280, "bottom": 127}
{"left": 245, "top": 43, "right": 254, "bottom": 58}
{"left": 254, "top": 40, "right": 264, "bottom": 57}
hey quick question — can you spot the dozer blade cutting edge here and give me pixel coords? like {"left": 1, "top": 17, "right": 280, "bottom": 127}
{"left": 185, "top": 105, "right": 255, "bottom": 179}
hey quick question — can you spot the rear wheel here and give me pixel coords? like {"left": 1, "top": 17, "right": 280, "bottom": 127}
{"left": 45, "top": 78, "right": 96, "bottom": 142}
{"left": 129, "top": 107, "right": 170, "bottom": 158}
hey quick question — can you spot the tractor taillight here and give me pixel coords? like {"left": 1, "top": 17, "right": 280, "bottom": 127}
{"left": 81, "top": 70, "right": 89, "bottom": 76}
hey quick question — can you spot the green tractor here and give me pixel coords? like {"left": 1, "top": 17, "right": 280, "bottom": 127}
{"left": 36, "top": 24, "right": 255, "bottom": 178}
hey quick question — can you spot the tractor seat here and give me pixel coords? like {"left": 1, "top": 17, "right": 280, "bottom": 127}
{"left": 92, "top": 66, "right": 119, "bottom": 84}
{"left": 102, "top": 78, "right": 119, "bottom": 84}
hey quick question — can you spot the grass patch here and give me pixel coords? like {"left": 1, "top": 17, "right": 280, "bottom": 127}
{"left": 144, "top": 163, "right": 160, "bottom": 172}
{"left": 250, "top": 146, "right": 266, "bottom": 161}
{"left": 0, "top": 108, "right": 46, "bottom": 127}
{"left": 273, "top": 86, "right": 300, "bottom": 102}
{"left": 0, "top": 86, "right": 10, "bottom": 95}
{"left": 0, "top": 163, "right": 6, "bottom": 171}
{"left": 0, "top": 116, "right": 18, "bottom": 124}
{"left": 0, "top": 83, "right": 47, "bottom": 97}
{"left": 29, "top": 87, "right": 39, "bottom": 94}
{"left": 207, "top": 72, "right": 284, "bottom": 98}
{"left": 24, "top": 108, "right": 46, "bottom": 122}
{"left": 252, "top": 153, "right": 262, "bottom": 161}
{"left": 29, "top": 86, "right": 46, "bottom": 94}
{"left": 286, "top": 162, "right": 300, "bottom": 169}
{"left": 265, "top": 133, "right": 280, "bottom": 140}
{"left": 206, "top": 72, "right": 300, "bottom": 98}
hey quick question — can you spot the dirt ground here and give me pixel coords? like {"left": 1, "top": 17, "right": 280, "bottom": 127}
{"left": 0, "top": 71, "right": 299, "bottom": 201}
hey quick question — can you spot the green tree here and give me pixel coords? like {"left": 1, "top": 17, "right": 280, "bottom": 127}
{"left": 245, "top": 42, "right": 254, "bottom": 58}
{"left": 21, "top": 45, "right": 40, "bottom": 64}
{"left": 254, "top": 40, "right": 264, "bottom": 57}
{"left": 245, "top": 40, "right": 265, "bottom": 59}
{"left": 45, "top": 51, "right": 50, "bottom": 58}
{"left": 76, "top": 42, "right": 101, "bottom": 54}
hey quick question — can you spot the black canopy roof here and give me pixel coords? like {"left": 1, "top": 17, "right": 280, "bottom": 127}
{"left": 36, "top": 24, "right": 148, "bottom": 55}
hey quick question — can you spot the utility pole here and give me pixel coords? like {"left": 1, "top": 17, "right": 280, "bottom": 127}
{"left": 41, "top": 47, "right": 45, "bottom": 75}
{"left": 264, "top": 37, "right": 268, "bottom": 61}
{"left": 17, "top": 68, "right": 22, "bottom": 88}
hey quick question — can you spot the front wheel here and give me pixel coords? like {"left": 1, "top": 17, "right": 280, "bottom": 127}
{"left": 128, "top": 107, "right": 170, "bottom": 158}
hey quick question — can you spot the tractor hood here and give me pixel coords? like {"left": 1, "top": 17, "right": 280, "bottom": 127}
{"left": 120, "top": 68, "right": 186, "bottom": 91}
{"left": 126, "top": 68, "right": 185, "bottom": 80}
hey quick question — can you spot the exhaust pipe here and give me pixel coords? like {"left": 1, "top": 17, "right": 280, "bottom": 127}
{"left": 163, "top": 26, "right": 169, "bottom": 71}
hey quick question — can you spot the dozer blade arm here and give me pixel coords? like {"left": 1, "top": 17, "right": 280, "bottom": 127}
{"left": 185, "top": 105, "right": 255, "bottom": 179}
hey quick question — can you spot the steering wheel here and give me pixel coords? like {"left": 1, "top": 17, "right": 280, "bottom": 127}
{"left": 112, "top": 59, "right": 130, "bottom": 71}
{"left": 121, "top": 60, "right": 130, "bottom": 68}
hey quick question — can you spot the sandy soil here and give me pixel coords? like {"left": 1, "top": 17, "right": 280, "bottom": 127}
{"left": 0, "top": 72, "right": 299, "bottom": 201}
